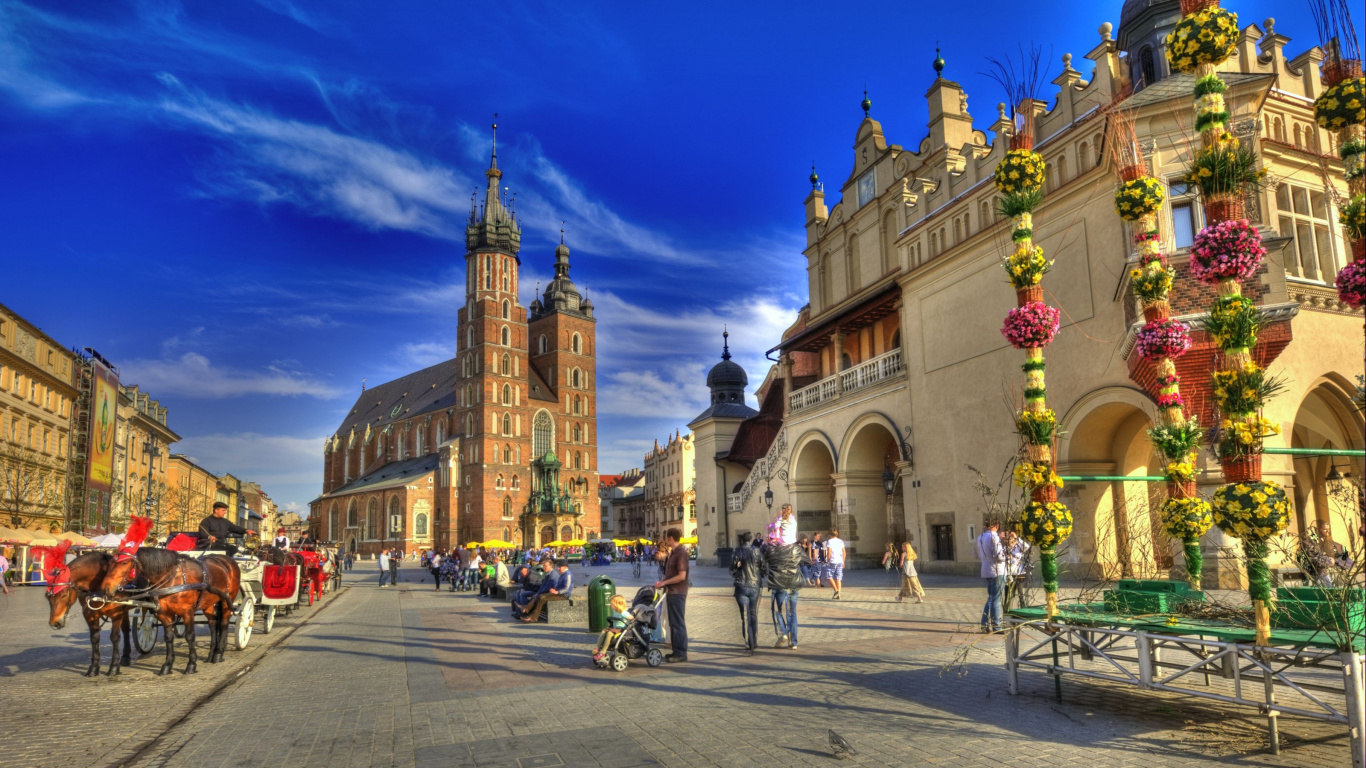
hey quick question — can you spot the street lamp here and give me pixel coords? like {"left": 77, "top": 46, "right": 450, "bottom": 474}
{"left": 882, "top": 468, "right": 896, "bottom": 497}
{"left": 763, "top": 482, "right": 774, "bottom": 510}
{"left": 143, "top": 438, "right": 161, "bottom": 536}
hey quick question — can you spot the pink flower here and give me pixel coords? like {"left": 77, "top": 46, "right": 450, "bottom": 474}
{"left": 1135, "top": 319, "right": 1192, "bottom": 360}
{"left": 1190, "top": 219, "right": 1265, "bottom": 284}
{"left": 1002, "top": 301, "right": 1061, "bottom": 349}
{"left": 1337, "top": 260, "right": 1366, "bottom": 309}
{"left": 1157, "top": 392, "right": 1184, "bottom": 408}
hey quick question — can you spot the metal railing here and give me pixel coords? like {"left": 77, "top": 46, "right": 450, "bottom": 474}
{"left": 789, "top": 348, "right": 904, "bottom": 413}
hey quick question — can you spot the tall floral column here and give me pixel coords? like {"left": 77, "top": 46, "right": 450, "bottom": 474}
{"left": 1112, "top": 136, "right": 1214, "bottom": 590}
{"left": 1168, "top": 0, "right": 1286, "bottom": 645}
{"left": 1311, "top": 4, "right": 1366, "bottom": 311}
{"left": 996, "top": 128, "right": 1073, "bottom": 618}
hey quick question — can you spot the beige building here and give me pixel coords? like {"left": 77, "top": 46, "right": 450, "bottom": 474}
{"left": 694, "top": 4, "right": 1362, "bottom": 579}
{"left": 112, "top": 384, "right": 180, "bottom": 536}
{"left": 165, "top": 454, "right": 218, "bottom": 534}
{"left": 643, "top": 432, "right": 697, "bottom": 541}
{"left": 0, "top": 303, "right": 80, "bottom": 532}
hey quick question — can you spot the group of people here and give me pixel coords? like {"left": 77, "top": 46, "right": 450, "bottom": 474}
{"left": 376, "top": 547, "right": 403, "bottom": 588}
{"left": 1300, "top": 519, "right": 1354, "bottom": 587}
{"left": 795, "top": 530, "right": 847, "bottom": 598}
{"left": 976, "top": 519, "right": 1032, "bottom": 633}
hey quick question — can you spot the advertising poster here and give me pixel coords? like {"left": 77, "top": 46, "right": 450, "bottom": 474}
{"left": 86, "top": 360, "right": 119, "bottom": 492}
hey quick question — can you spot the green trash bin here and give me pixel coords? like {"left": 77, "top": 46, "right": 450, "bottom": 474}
{"left": 588, "top": 575, "right": 616, "bottom": 632}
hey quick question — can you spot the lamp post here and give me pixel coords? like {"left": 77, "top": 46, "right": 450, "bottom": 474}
{"left": 763, "top": 482, "right": 774, "bottom": 512}
{"left": 143, "top": 438, "right": 160, "bottom": 538}
{"left": 882, "top": 466, "right": 898, "bottom": 545}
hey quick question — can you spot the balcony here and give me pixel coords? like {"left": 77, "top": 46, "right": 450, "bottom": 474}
{"left": 788, "top": 348, "right": 905, "bottom": 414}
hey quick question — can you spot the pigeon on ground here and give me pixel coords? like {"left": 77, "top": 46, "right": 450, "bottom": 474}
{"left": 829, "top": 729, "right": 857, "bottom": 759}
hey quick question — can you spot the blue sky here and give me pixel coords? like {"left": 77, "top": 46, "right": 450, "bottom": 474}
{"left": 0, "top": 0, "right": 1316, "bottom": 513}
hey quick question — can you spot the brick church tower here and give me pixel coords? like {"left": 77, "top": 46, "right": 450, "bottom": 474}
{"left": 452, "top": 122, "right": 600, "bottom": 547}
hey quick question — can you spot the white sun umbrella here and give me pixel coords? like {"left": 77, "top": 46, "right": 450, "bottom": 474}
{"left": 92, "top": 533, "right": 124, "bottom": 548}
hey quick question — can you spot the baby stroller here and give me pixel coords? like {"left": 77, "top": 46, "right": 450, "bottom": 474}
{"left": 595, "top": 586, "right": 667, "bottom": 672}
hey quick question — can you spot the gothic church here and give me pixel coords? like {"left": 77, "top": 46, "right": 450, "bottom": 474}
{"left": 310, "top": 125, "right": 600, "bottom": 555}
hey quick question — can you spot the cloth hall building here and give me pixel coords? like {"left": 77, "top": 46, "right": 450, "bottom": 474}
{"left": 309, "top": 128, "right": 600, "bottom": 556}
{"left": 692, "top": 2, "right": 1362, "bottom": 586}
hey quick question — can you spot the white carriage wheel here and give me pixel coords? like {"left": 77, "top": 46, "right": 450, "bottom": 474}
{"left": 262, "top": 605, "right": 277, "bottom": 634}
{"left": 235, "top": 594, "right": 255, "bottom": 650}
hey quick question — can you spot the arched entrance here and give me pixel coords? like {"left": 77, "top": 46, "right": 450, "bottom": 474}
{"left": 1289, "top": 378, "right": 1363, "bottom": 550}
{"left": 347, "top": 536, "right": 356, "bottom": 554}
{"left": 839, "top": 418, "right": 900, "bottom": 556}
{"left": 540, "top": 525, "right": 554, "bottom": 547}
{"left": 1060, "top": 390, "right": 1159, "bottom": 580}
{"left": 791, "top": 434, "right": 836, "bottom": 540}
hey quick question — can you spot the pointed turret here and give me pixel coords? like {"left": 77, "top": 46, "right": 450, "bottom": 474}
{"left": 466, "top": 119, "right": 522, "bottom": 255}
{"left": 531, "top": 228, "right": 587, "bottom": 318}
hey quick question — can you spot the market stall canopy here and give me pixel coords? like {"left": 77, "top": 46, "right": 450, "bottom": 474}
{"left": 464, "top": 541, "right": 483, "bottom": 548}
{"left": 91, "top": 533, "right": 124, "bottom": 548}
{"left": 8, "top": 528, "right": 60, "bottom": 546}
{"left": 56, "top": 531, "right": 99, "bottom": 547}
{"left": 564, "top": 539, "right": 587, "bottom": 546}
{"left": 544, "top": 540, "right": 566, "bottom": 547}
{"left": 611, "top": 539, "right": 633, "bottom": 546}
{"left": 0, "top": 525, "right": 28, "bottom": 544}
{"left": 481, "top": 539, "right": 515, "bottom": 549}
{"left": 679, "top": 536, "right": 698, "bottom": 545}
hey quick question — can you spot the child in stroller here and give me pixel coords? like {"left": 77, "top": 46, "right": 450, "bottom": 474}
{"left": 595, "top": 586, "right": 667, "bottom": 671}
{"left": 438, "top": 557, "right": 459, "bottom": 591}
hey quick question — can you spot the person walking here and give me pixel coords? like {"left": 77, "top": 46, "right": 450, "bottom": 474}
{"left": 976, "top": 519, "right": 1006, "bottom": 633}
{"left": 378, "top": 549, "right": 391, "bottom": 588}
{"left": 809, "top": 533, "right": 825, "bottom": 587}
{"left": 730, "top": 532, "right": 761, "bottom": 653}
{"left": 344, "top": 551, "right": 353, "bottom": 572}
{"left": 0, "top": 550, "right": 10, "bottom": 595}
{"left": 654, "top": 528, "right": 690, "bottom": 662}
{"left": 896, "top": 541, "right": 925, "bottom": 603}
{"left": 825, "top": 528, "right": 846, "bottom": 599}
{"left": 429, "top": 550, "right": 443, "bottom": 591}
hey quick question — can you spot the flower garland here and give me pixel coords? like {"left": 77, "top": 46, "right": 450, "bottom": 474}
{"left": 1336, "top": 258, "right": 1366, "bottom": 308}
{"left": 1190, "top": 219, "right": 1266, "bottom": 283}
{"left": 992, "top": 118, "right": 1070, "bottom": 618}
{"left": 1019, "top": 501, "right": 1074, "bottom": 551}
{"left": 1002, "top": 301, "right": 1060, "bottom": 349}
{"left": 1003, "top": 244, "right": 1051, "bottom": 288}
{"left": 1161, "top": 496, "right": 1214, "bottom": 587}
{"left": 1315, "top": 77, "right": 1366, "bottom": 131}
{"left": 1115, "top": 177, "right": 1165, "bottom": 220}
{"left": 1165, "top": 6, "right": 1239, "bottom": 74}
{"left": 1135, "top": 319, "right": 1192, "bottom": 360}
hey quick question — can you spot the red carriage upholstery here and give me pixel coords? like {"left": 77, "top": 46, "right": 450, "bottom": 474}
{"left": 262, "top": 564, "right": 300, "bottom": 600}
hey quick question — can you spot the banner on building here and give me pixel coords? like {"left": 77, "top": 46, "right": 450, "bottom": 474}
{"left": 86, "top": 360, "right": 119, "bottom": 493}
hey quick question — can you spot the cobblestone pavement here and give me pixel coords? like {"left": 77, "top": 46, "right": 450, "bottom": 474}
{"left": 97, "top": 560, "right": 1353, "bottom": 768}
{"left": 0, "top": 573, "right": 344, "bottom": 768}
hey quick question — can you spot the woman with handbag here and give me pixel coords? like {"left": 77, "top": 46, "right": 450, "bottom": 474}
{"left": 897, "top": 541, "right": 925, "bottom": 603}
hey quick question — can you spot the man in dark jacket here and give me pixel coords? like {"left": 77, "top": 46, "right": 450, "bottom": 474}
{"left": 197, "top": 502, "right": 246, "bottom": 555}
{"left": 730, "top": 532, "right": 761, "bottom": 652}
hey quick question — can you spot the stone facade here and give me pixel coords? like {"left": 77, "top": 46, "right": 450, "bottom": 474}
{"left": 312, "top": 127, "right": 600, "bottom": 555}
{"left": 642, "top": 432, "right": 696, "bottom": 542}
{"left": 694, "top": 5, "right": 1362, "bottom": 578}
{"left": 0, "top": 302, "right": 80, "bottom": 532}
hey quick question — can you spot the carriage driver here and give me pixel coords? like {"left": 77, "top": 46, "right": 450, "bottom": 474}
{"left": 198, "top": 501, "right": 247, "bottom": 556}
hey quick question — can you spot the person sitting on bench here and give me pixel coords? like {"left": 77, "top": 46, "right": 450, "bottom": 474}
{"left": 512, "top": 558, "right": 552, "bottom": 615}
{"left": 519, "top": 559, "right": 573, "bottom": 622}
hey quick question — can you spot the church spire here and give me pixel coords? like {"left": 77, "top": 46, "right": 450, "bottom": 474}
{"left": 721, "top": 327, "right": 731, "bottom": 361}
{"left": 466, "top": 115, "right": 521, "bottom": 255}
{"left": 483, "top": 117, "right": 505, "bottom": 224}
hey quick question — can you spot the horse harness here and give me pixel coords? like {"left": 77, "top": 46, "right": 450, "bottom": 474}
{"left": 84, "top": 560, "right": 209, "bottom": 611}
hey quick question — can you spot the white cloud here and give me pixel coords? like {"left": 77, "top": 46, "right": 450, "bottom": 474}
{"left": 120, "top": 352, "right": 344, "bottom": 399}
{"left": 178, "top": 432, "right": 325, "bottom": 512}
{"left": 400, "top": 340, "right": 456, "bottom": 369}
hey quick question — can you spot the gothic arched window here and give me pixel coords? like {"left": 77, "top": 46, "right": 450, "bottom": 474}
{"left": 572, "top": 333, "right": 582, "bottom": 354}
{"left": 571, "top": 368, "right": 581, "bottom": 388}
{"left": 503, "top": 384, "right": 512, "bottom": 404}
{"left": 502, "top": 413, "right": 512, "bottom": 435}
{"left": 533, "top": 411, "right": 553, "bottom": 458}
{"left": 538, "top": 335, "right": 547, "bottom": 354}
{"left": 502, "top": 300, "right": 510, "bottom": 319}
{"left": 501, "top": 353, "right": 510, "bottom": 376}
{"left": 501, "top": 326, "right": 511, "bottom": 346}
{"left": 502, "top": 497, "right": 512, "bottom": 518}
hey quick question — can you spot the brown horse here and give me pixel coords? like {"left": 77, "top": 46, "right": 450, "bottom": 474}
{"left": 101, "top": 549, "right": 240, "bottom": 675}
{"left": 45, "top": 551, "right": 134, "bottom": 677}
{"left": 257, "top": 545, "right": 304, "bottom": 567}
